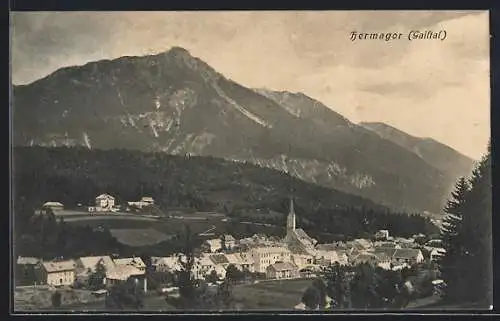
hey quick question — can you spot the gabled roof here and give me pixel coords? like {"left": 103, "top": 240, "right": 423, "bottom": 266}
{"left": 316, "top": 244, "right": 338, "bottom": 251}
{"left": 152, "top": 256, "right": 183, "bottom": 270}
{"left": 225, "top": 253, "right": 243, "bottom": 265}
{"left": 267, "top": 262, "right": 297, "bottom": 272}
{"left": 294, "top": 229, "right": 313, "bottom": 241}
{"left": 351, "top": 253, "right": 379, "bottom": 263}
{"left": 224, "top": 234, "right": 236, "bottom": 242}
{"left": 209, "top": 254, "right": 230, "bottom": 265}
{"left": 393, "top": 248, "right": 423, "bottom": 259}
{"left": 96, "top": 194, "right": 115, "bottom": 200}
{"left": 114, "top": 257, "right": 146, "bottom": 268}
{"left": 373, "top": 247, "right": 398, "bottom": 257}
{"left": 42, "top": 260, "right": 76, "bottom": 273}
{"left": 43, "top": 202, "right": 64, "bottom": 207}
{"left": 77, "top": 256, "right": 115, "bottom": 272}
{"left": 106, "top": 265, "right": 144, "bottom": 280}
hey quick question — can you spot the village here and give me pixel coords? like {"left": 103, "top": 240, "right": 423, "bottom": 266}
{"left": 15, "top": 194, "right": 447, "bottom": 310}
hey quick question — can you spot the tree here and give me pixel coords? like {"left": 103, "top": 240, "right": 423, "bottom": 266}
{"left": 225, "top": 264, "right": 244, "bottom": 283}
{"left": 460, "top": 148, "right": 492, "bottom": 305}
{"left": 51, "top": 291, "right": 62, "bottom": 308}
{"left": 206, "top": 270, "right": 219, "bottom": 284}
{"left": 105, "top": 278, "right": 144, "bottom": 311}
{"left": 88, "top": 260, "right": 107, "bottom": 290}
{"left": 322, "top": 263, "right": 349, "bottom": 308}
{"left": 176, "top": 224, "right": 197, "bottom": 309}
{"left": 438, "top": 145, "right": 492, "bottom": 307}
{"left": 302, "top": 285, "right": 321, "bottom": 310}
{"left": 438, "top": 177, "right": 469, "bottom": 302}
{"left": 215, "top": 280, "right": 235, "bottom": 310}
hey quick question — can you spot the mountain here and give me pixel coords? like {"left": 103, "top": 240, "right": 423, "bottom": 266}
{"left": 12, "top": 46, "right": 463, "bottom": 213}
{"left": 359, "top": 122, "right": 474, "bottom": 180}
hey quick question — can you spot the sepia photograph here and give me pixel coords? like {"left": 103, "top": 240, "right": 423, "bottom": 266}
{"left": 10, "top": 10, "right": 492, "bottom": 313}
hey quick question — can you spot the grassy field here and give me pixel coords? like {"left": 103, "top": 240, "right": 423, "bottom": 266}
{"left": 14, "top": 286, "right": 102, "bottom": 312}
{"left": 232, "top": 278, "right": 314, "bottom": 310}
{"left": 109, "top": 228, "right": 174, "bottom": 247}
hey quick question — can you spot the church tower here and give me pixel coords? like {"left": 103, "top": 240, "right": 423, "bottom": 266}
{"left": 286, "top": 197, "right": 296, "bottom": 232}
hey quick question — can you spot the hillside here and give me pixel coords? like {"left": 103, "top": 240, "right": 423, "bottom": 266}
{"left": 12, "top": 46, "right": 464, "bottom": 213}
{"left": 13, "top": 146, "right": 387, "bottom": 213}
{"left": 359, "top": 122, "right": 474, "bottom": 180}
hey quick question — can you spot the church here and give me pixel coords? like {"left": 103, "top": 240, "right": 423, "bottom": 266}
{"left": 283, "top": 198, "right": 318, "bottom": 258}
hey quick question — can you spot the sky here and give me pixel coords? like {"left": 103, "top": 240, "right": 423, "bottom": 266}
{"left": 11, "top": 11, "right": 490, "bottom": 159}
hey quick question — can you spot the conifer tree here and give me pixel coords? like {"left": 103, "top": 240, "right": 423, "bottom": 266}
{"left": 176, "top": 224, "right": 197, "bottom": 308}
{"left": 438, "top": 142, "right": 492, "bottom": 306}
{"left": 438, "top": 177, "right": 470, "bottom": 302}
{"left": 461, "top": 147, "right": 492, "bottom": 305}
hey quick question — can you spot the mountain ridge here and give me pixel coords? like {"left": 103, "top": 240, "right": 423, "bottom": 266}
{"left": 12, "top": 46, "right": 469, "bottom": 214}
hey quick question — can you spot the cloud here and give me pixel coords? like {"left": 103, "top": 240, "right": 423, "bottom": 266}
{"left": 10, "top": 11, "right": 490, "bottom": 159}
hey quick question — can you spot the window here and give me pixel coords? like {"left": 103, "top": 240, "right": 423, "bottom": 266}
{"left": 60, "top": 278, "right": 63, "bottom": 284}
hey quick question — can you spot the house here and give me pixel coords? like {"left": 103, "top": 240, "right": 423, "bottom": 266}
{"left": 350, "top": 239, "right": 373, "bottom": 250}
{"left": 95, "top": 194, "right": 116, "bottom": 212}
{"left": 38, "top": 260, "right": 76, "bottom": 286}
{"left": 203, "top": 239, "right": 223, "bottom": 253}
{"left": 16, "top": 257, "right": 41, "bottom": 285}
{"left": 75, "top": 256, "right": 115, "bottom": 280}
{"left": 203, "top": 234, "right": 237, "bottom": 252}
{"left": 429, "top": 247, "right": 446, "bottom": 261}
{"left": 392, "top": 249, "right": 424, "bottom": 265}
{"left": 113, "top": 257, "right": 147, "bottom": 272}
{"left": 251, "top": 245, "right": 292, "bottom": 273}
{"left": 375, "top": 230, "right": 390, "bottom": 240}
{"left": 151, "top": 256, "right": 182, "bottom": 273}
{"left": 350, "top": 253, "right": 380, "bottom": 266}
{"left": 194, "top": 255, "right": 216, "bottom": 279}
{"left": 266, "top": 262, "right": 299, "bottom": 280}
{"left": 374, "top": 241, "right": 401, "bottom": 249}
{"left": 290, "top": 251, "right": 315, "bottom": 270}
{"left": 105, "top": 265, "right": 147, "bottom": 293}
{"left": 127, "top": 196, "right": 155, "bottom": 209}
{"left": 314, "top": 250, "right": 340, "bottom": 266}
{"left": 372, "top": 248, "right": 424, "bottom": 266}
{"left": 42, "top": 201, "right": 64, "bottom": 212}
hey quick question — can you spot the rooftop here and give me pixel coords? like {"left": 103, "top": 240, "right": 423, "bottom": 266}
{"left": 114, "top": 257, "right": 146, "bottom": 268}
{"left": 268, "top": 262, "right": 297, "bottom": 272}
{"left": 42, "top": 260, "right": 76, "bottom": 273}
{"left": 77, "top": 256, "right": 115, "bottom": 272}
{"left": 106, "top": 265, "right": 144, "bottom": 280}
{"left": 209, "top": 254, "right": 230, "bottom": 265}
{"left": 43, "top": 202, "right": 64, "bottom": 207}
{"left": 17, "top": 256, "right": 41, "bottom": 265}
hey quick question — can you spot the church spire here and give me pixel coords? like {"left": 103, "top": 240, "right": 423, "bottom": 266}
{"left": 287, "top": 197, "right": 296, "bottom": 232}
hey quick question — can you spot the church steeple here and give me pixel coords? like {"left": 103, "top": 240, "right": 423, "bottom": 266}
{"left": 287, "top": 197, "right": 296, "bottom": 232}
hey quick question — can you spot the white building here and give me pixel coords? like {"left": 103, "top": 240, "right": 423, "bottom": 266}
{"left": 266, "top": 262, "right": 299, "bottom": 280}
{"left": 203, "top": 234, "right": 236, "bottom": 252}
{"left": 251, "top": 245, "right": 292, "bottom": 273}
{"left": 95, "top": 194, "right": 116, "bottom": 212}
{"left": 38, "top": 260, "right": 76, "bottom": 286}
{"left": 127, "top": 196, "right": 155, "bottom": 209}
{"left": 105, "top": 265, "right": 147, "bottom": 293}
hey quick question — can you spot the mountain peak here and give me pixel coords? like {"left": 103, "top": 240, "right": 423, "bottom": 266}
{"left": 166, "top": 46, "right": 192, "bottom": 57}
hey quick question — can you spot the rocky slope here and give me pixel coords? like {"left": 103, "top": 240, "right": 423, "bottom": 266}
{"left": 12, "top": 47, "right": 466, "bottom": 213}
